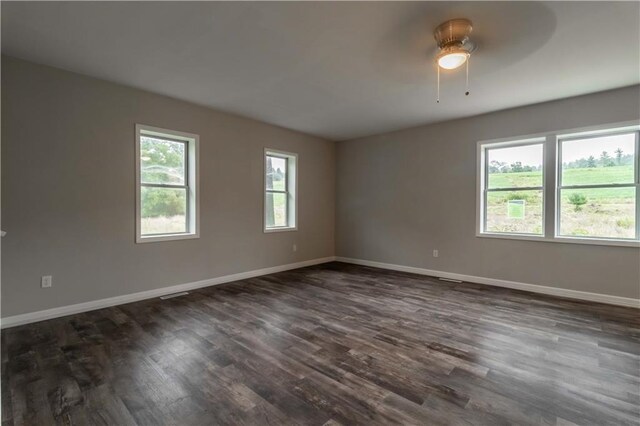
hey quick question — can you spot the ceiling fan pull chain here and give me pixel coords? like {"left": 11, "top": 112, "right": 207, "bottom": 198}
{"left": 437, "top": 65, "right": 440, "bottom": 103}
{"left": 465, "top": 58, "right": 470, "bottom": 96}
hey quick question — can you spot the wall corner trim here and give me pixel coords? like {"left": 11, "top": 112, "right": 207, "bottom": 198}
{"left": 1, "top": 256, "right": 337, "bottom": 329}
{"left": 335, "top": 257, "right": 640, "bottom": 309}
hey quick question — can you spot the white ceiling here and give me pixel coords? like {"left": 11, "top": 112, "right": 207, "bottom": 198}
{"left": 2, "top": 1, "right": 639, "bottom": 141}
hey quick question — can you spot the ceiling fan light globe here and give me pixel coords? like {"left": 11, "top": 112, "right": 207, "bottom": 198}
{"left": 437, "top": 52, "right": 469, "bottom": 70}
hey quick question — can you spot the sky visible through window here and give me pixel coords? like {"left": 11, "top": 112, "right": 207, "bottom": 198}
{"left": 488, "top": 144, "right": 542, "bottom": 167}
{"left": 562, "top": 134, "right": 635, "bottom": 163}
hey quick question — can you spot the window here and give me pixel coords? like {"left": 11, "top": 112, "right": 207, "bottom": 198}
{"left": 264, "top": 149, "right": 297, "bottom": 232}
{"left": 136, "top": 124, "right": 199, "bottom": 243}
{"left": 480, "top": 140, "right": 545, "bottom": 236}
{"left": 477, "top": 122, "right": 640, "bottom": 246}
{"left": 558, "top": 130, "right": 638, "bottom": 240}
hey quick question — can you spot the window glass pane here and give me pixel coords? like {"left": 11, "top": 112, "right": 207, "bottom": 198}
{"left": 266, "top": 156, "right": 287, "bottom": 191}
{"left": 487, "top": 144, "right": 543, "bottom": 189}
{"left": 561, "top": 133, "right": 635, "bottom": 186}
{"left": 141, "top": 187, "right": 187, "bottom": 235}
{"left": 485, "top": 190, "right": 543, "bottom": 235}
{"left": 559, "top": 187, "right": 636, "bottom": 239}
{"left": 265, "top": 192, "right": 287, "bottom": 228}
{"left": 141, "top": 136, "right": 186, "bottom": 185}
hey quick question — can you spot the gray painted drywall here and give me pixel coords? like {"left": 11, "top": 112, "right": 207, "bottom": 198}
{"left": 2, "top": 56, "right": 639, "bottom": 319}
{"left": 1, "top": 56, "right": 335, "bottom": 317}
{"left": 337, "top": 86, "right": 640, "bottom": 299}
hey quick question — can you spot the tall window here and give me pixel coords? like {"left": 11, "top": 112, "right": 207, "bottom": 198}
{"left": 558, "top": 130, "right": 638, "bottom": 240}
{"left": 136, "top": 124, "right": 199, "bottom": 243}
{"left": 480, "top": 140, "right": 545, "bottom": 235}
{"left": 478, "top": 123, "right": 640, "bottom": 246}
{"left": 265, "top": 149, "right": 297, "bottom": 232}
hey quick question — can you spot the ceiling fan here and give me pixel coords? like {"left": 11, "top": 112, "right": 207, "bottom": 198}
{"left": 433, "top": 18, "right": 476, "bottom": 103}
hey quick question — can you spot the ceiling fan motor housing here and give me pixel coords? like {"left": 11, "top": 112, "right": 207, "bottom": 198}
{"left": 434, "top": 18, "right": 474, "bottom": 50}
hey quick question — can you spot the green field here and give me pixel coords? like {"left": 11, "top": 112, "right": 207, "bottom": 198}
{"left": 140, "top": 163, "right": 636, "bottom": 238}
{"left": 489, "top": 164, "right": 635, "bottom": 188}
{"left": 487, "top": 165, "right": 636, "bottom": 238}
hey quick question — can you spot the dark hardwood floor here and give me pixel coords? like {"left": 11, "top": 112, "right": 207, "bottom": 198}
{"left": 2, "top": 262, "right": 639, "bottom": 425}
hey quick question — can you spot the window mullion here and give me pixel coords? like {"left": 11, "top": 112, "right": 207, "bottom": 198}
{"left": 633, "top": 130, "right": 640, "bottom": 240}
{"left": 545, "top": 134, "right": 562, "bottom": 238}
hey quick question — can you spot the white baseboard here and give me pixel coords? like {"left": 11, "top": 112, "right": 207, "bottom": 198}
{"left": 335, "top": 257, "right": 640, "bottom": 309}
{"left": 1, "top": 256, "right": 337, "bottom": 329}
{"left": 4, "top": 255, "right": 636, "bottom": 329}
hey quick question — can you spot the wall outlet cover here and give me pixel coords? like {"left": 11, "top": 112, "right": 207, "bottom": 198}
{"left": 41, "top": 275, "right": 52, "bottom": 288}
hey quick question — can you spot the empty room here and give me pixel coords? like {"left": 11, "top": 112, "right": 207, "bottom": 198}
{"left": 1, "top": 1, "right": 639, "bottom": 425}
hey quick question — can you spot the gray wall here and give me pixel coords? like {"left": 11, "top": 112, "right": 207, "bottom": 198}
{"left": 1, "top": 56, "right": 335, "bottom": 317}
{"left": 337, "top": 86, "right": 640, "bottom": 299}
{"left": 3, "top": 56, "right": 639, "bottom": 319}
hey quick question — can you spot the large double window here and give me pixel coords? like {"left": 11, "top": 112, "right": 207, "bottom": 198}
{"left": 136, "top": 124, "right": 199, "bottom": 243}
{"left": 478, "top": 123, "right": 639, "bottom": 246}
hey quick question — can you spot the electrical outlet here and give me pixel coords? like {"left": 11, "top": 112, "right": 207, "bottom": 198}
{"left": 41, "top": 275, "right": 52, "bottom": 288}
{"left": 293, "top": 244, "right": 297, "bottom": 252}
{"left": 433, "top": 249, "right": 439, "bottom": 258}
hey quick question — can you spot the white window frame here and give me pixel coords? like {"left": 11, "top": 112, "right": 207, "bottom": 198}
{"left": 135, "top": 124, "right": 199, "bottom": 243}
{"left": 478, "top": 138, "right": 546, "bottom": 238}
{"left": 264, "top": 148, "right": 297, "bottom": 233}
{"left": 477, "top": 121, "right": 640, "bottom": 248}
{"left": 556, "top": 126, "right": 640, "bottom": 244}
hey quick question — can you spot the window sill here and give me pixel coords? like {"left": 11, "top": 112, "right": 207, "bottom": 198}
{"left": 552, "top": 236, "right": 640, "bottom": 248}
{"left": 264, "top": 226, "right": 297, "bottom": 233}
{"left": 136, "top": 233, "right": 199, "bottom": 243}
{"left": 476, "top": 232, "right": 640, "bottom": 248}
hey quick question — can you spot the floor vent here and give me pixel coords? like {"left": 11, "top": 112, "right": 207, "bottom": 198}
{"left": 438, "top": 277, "right": 463, "bottom": 283}
{"left": 160, "top": 291, "right": 190, "bottom": 300}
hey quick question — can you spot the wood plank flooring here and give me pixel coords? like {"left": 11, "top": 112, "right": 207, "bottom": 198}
{"left": 2, "top": 262, "right": 639, "bottom": 425}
